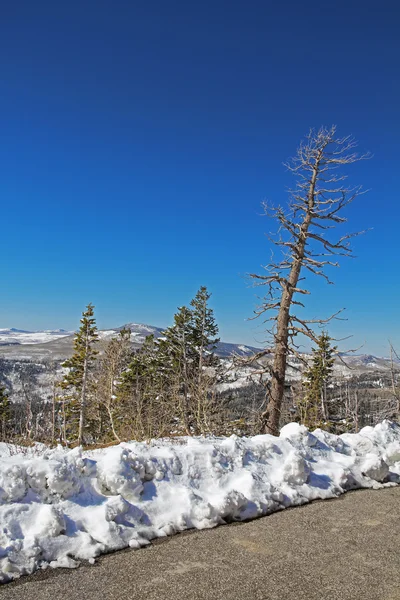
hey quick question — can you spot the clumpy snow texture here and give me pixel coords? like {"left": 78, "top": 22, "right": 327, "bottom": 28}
{"left": 1, "top": 421, "right": 400, "bottom": 583}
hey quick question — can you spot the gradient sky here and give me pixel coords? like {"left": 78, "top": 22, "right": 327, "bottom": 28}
{"left": 1, "top": 0, "right": 399, "bottom": 355}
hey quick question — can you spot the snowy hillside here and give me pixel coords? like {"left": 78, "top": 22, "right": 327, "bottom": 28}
{"left": 0, "top": 329, "right": 72, "bottom": 346}
{"left": 0, "top": 323, "right": 261, "bottom": 360}
{"left": 0, "top": 420, "right": 399, "bottom": 583}
{"left": 97, "top": 323, "right": 164, "bottom": 344}
{"left": 0, "top": 324, "right": 396, "bottom": 368}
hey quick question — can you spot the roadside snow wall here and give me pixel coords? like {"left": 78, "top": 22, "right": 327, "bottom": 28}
{"left": 1, "top": 420, "right": 400, "bottom": 583}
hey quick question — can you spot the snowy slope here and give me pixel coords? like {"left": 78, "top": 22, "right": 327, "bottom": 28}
{"left": 0, "top": 324, "right": 396, "bottom": 368}
{"left": 0, "top": 420, "right": 399, "bottom": 583}
{"left": 0, "top": 329, "right": 72, "bottom": 346}
{"left": 0, "top": 323, "right": 261, "bottom": 360}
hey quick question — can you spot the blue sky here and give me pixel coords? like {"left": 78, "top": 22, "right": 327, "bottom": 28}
{"left": 1, "top": 1, "right": 399, "bottom": 354}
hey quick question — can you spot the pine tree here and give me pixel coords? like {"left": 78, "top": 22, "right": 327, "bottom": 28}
{"left": 120, "top": 333, "right": 173, "bottom": 400}
{"left": 116, "top": 288, "right": 221, "bottom": 438}
{"left": 117, "top": 333, "right": 172, "bottom": 439}
{"left": 61, "top": 303, "right": 98, "bottom": 445}
{"left": 0, "top": 384, "right": 10, "bottom": 441}
{"left": 189, "top": 287, "right": 221, "bottom": 433}
{"left": 300, "top": 331, "right": 337, "bottom": 427}
{"left": 163, "top": 306, "right": 195, "bottom": 433}
{"left": 190, "top": 286, "right": 220, "bottom": 377}
{"left": 161, "top": 288, "right": 221, "bottom": 434}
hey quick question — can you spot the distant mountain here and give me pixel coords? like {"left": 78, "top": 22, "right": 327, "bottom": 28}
{"left": 214, "top": 342, "right": 261, "bottom": 358}
{"left": 0, "top": 325, "right": 397, "bottom": 374}
{"left": 100, "top": 324, "right": 260, "bottom": 357}
{"left": 0, "top": 329, "right": 74, "bottom": 347}
{"left": 340, "top": 353, "right": 400, "bottom": 370}
{"left": 0, "top": 328, "right": 31, "bottom": 334}
{"left": 0, "top": 323, "right": 261, "bottom": 360}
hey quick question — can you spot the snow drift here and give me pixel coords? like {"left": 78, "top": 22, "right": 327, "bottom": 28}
{"left": 1, "top": 420, "right": 400, "bottom": 583}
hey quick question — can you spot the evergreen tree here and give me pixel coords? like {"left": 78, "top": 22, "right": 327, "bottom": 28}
{"left": 61, "top": 303, "right": 98, "bottom": 445}
{"left": 161, "top": 288, "right": 221, "bottom": 434}
{"left": 301, "top": 331, "right": 337, "bottom": 426}
{"left": 117, "top": 288, "right": 221, "bottom": 438}
{"left": 120, "top": 334, "right": 168, "bottom": 398}
{"left": 162, "top": 306, "right": 195, "bottom": 433}
{"left": 117, "top": 333, "right": 172, "bottom": 439}
{"left": 0, "top": 384, "right": 10, "bottom": 441}
{"left": 190, "top": 286, "right": 220, "bottom": 377}
{"left": 189, "top": 287, "right": 221, "bottom": 433}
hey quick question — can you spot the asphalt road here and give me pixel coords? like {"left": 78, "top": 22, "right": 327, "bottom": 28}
{"left": 2, "top": 487, "right": 400, "bottom": 600}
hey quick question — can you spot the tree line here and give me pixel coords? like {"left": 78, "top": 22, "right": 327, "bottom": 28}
{"left": 24, "top": 286, "right": 224, "bottom": 446}
{"left": 1, "top": 305, "right": 397, "bottom": 446}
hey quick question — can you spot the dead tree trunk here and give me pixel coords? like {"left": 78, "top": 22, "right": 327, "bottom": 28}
{"left": 264, "top": 154, "right": 321, "bottom": 433}
{"left": 389, "top": 341, "right": 400, "bottom": 417}
{"left": 250, "top": 127, "right": 369, "bottom": 435}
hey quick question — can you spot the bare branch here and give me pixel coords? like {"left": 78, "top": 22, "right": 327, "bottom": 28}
{"left": 248, "top": 126, "right": 370, "bottom": 434}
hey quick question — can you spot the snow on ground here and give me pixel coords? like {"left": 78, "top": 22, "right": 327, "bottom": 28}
{"left": 0, "top": 421, "right": 399, "bottom": 583}
{"left": 217, "top": 362, "right": 261, "bottom": 391}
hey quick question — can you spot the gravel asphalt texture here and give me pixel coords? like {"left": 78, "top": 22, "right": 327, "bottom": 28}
{"left": 2, "top": 486, "right": 400, "bottom": 600}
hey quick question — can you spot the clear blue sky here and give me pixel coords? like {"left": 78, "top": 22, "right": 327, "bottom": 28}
{"left": 1, "top": 0, "right": 399, "bottom": 355}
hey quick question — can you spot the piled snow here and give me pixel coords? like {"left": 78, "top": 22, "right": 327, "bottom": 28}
{"left": 0, "top": 421, "right": 399, "bottom": 583}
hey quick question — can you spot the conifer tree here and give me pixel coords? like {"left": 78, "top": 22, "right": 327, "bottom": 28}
{"left": 117, "top": 333, "right": 173, "bottom": 439}
{"left": 190, "top": 286, "right": 220, "bottom": 377}
{"left": 189, "top": 287, "right": 221, "bottom": 433}
{"left": 119, "top": 333, "right": 172, "bottom": 404}
{"left": 301, "top": 331, "right": 337, "bottom": 426}
{"left": 161, "top": 288, "right": 221, "bottom": 434}
{"left": 117, "top": 288, "right": 221, "bottom": 438}
{"left": 61, "top": 303, "right": 98, "bottom": 445}
{"left": 0, "top": 384, "right": 10, "bottom": 441}
{"left": 129, "top": 333, "right": 166, "bottom": 389}
{"left": 163, "top": 306, "right": 195, "bottom": 433}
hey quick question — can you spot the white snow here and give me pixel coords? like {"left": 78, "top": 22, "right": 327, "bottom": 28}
{"left": 0, "top": 420, "right": 399, "bottom": 583}
{"left": 97, "top": 327, "right": 160, "bottom": 344}
{"left": 97, "top": 330, "right": 118, "bottom": 340}
{"left": 237, "top": 345, "right": 252, "bottom": 354}
{"left": 217, "top": 360, "right": 263, "bottom": 391}
{"left": 0, "top": 330, "right": 72, "bottom": 346}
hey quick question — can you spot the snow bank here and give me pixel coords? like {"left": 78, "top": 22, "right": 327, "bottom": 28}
{"left": 1, "top": 421, "right": 399, "bottom": 583}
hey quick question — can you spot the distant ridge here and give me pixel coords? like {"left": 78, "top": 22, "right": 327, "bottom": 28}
{"left": 0, "top": 323, "right": 261, "bottom": 359}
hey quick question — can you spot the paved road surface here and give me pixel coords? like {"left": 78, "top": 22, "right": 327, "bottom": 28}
{"left": 2, "top": 487, "right": 400, "bottom": 600}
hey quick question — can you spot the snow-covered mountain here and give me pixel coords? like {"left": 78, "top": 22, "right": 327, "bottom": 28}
{"left": 0, "top": 324, "right": 397, "bottom": 372}
{"left": 0, "top": 323, "right": 260, "bottom": 359}
{"left": 99, "top": 324, "right": 260, "bottom": 357}
{"left": 0, "top": 328, "right": 73, "bottom": 346}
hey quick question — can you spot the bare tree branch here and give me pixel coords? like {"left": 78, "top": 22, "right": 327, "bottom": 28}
{"left": 248, "top": 126, "right": 370, "bottom": 434}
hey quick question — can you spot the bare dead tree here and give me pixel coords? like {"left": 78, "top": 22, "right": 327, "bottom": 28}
{"left": 389, "top": 340, "right": 400, "bottom": 417}
{"left": 93, "top": 329, "right": 133, "bottom": 442}
{"left": 250, "top": 126, "right": 370, "bottom": 435}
